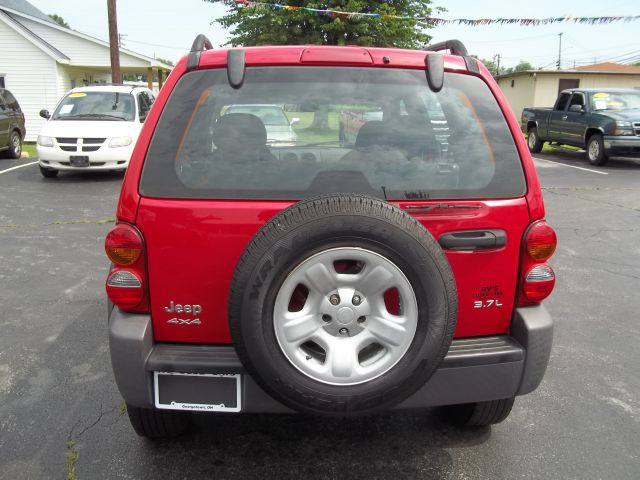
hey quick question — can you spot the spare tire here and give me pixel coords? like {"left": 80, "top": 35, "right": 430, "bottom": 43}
{"left": 228, "top": 194, "right": 457, "bottom": 415}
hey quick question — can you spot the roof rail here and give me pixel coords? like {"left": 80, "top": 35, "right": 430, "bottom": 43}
{"left": 425, "top": 40, "right": 468, "bottom": 57}
{"left": 187, "top": 34, "right": 214, "bottom": 71}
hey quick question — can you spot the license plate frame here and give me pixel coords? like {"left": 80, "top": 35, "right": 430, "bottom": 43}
{"left": 69, "top": 155, "right": 89, "bottom": 167}
{"left": 154, "top": 372, "right": 241, "bottom": 412}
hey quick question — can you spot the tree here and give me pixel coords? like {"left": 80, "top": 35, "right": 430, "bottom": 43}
{"left": 477, "top": 57, "right": 499, "bottom": 76}
{"left": 48, "top": 14, "right": 70, "bottom": 28}
{"left": 205, "top": 1, "right": 439, "bottom": 49}
{"left": 504, "top": 60, "right": 535, "bottom": 74}
{"left": 156, "top": 57, "right": 175, "bottom": 67}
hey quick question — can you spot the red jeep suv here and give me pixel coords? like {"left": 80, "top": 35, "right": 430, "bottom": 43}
{"left": 106, "top": 36, "right": 556, "bottom": 439}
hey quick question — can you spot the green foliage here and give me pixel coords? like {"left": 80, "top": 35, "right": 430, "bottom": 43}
{"left": 478, "top": 57, "right": 498, "bottom": 76}
{"left": 503, "top": 60, "right": 535, "bottom": 74}
{"left": 205, "top": 1, "right": 437, "bottom": 48}
{"left": 156, "top": 57, "right": 175, "bottom": 67}
{"left": 48, "top": 13, "right": 70, "bottom": 28}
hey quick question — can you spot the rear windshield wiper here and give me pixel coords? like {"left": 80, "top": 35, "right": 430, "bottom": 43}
{"left": 403, "top": 204, "right": 482, "bottom": 213}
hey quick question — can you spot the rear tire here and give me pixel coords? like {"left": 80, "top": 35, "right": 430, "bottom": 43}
{"left": 445, "top": 397, "right": 515, "bottom": 427}
{"left": 527, "top": 127, "right": 543, "bottom": 153}
{"left": 126, "top": 404, "right": 191, "bottom": 439}
{"left": 6, "top": 131, "right": 22, "bottom": 159}
{"left": 586, "top": 134, "right": 608, "bottom": 166}
{"left": 39, "top": 165, "right": 58, "bottom": 178}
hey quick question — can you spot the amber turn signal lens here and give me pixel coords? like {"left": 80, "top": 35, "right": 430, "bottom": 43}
{"left": 525, "top": 221, "right": 557, "bottom": 261}
{"left": 106, "top": 246, "right": 141, "bottom": 266}
{"left": 105, "top": 224, "right": 143, "bottom": 266}
{"left": 527, "top": 243, "right": 556, "bottom": 261}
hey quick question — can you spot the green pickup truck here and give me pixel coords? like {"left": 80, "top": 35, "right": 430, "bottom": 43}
{"left": 521, "top": 88, "right": 640, "bottom": 165}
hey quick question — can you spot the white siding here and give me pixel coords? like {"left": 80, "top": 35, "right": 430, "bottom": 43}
{"left": 57, "top": 65, "right": 111, "bottom": 94}
{"left": 16, "top": 17, "right": 151, "bottom": 69}
{"left": 0, "top": 18, "right": 58, "bottom": 141}
{"left": 498, "top": 74, "right": 536, "bottom": 120}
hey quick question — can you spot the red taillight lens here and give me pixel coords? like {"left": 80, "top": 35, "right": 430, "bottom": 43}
{"left": 106, "top": 270, "right": 144, "bottom": 309}
{"left": 105, "top": 223, "right": 148, "bottom": 312}
{"left": 105, "top": 224, "right": 142, "bottom": 265}
{"left": 517, "top": 221, "right": 557, "bottom": 306}
{"left": 525, "top": 221, "right": 557, "bottom": 261}
{"left": 523, "top": 264, "right": 556, "bottom": 301}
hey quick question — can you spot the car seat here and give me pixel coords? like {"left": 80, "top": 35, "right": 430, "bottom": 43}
{"left": 212, "top": 113, "right": 276, "bottom": 163}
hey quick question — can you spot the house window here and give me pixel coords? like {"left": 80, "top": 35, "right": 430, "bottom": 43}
{"left": 0, "top": 75, "right": 5, "bottom": 88}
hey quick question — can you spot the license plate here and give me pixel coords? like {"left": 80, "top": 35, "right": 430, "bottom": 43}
{"left": 154, "top": 372, "right": 241, "bottom": 412}
{"left": 69, "top": 155, "right": 89, "bottom": 167}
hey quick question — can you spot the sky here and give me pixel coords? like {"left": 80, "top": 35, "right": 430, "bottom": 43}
{"left": 28, "top": 0, "right": 640, "bottom": 69}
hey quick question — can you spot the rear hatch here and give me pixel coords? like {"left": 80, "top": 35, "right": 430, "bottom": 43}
{"left": 136, "top": 65, "right": 529, "bottom": 343}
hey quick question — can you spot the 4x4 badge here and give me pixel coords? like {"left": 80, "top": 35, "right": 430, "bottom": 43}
{"left": 168, "top": 317, "right": 202, "bottom": 325}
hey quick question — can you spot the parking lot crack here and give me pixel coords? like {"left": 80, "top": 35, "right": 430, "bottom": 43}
{"left": 68, "top": 402, "right": 120, "bottom": 441}
{"left": 0, "top": 217, "right": 115, "bottom": 230}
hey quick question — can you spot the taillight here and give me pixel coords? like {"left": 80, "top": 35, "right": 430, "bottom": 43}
{"left": 525, "top": 221, "right": 557, "bottom": 261}
{"left": 105, "top": 223, "right": 149, "bottom": 312}
{"left": 517, "top": 221, "right": 557, "bottom": 306}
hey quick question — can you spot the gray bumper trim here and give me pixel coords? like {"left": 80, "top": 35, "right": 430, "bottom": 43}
{"left": 109, "top": 305, "right": 552, "bottom": 410}
{"left": 511, "top": 304, "right": 554, "bottom": 395}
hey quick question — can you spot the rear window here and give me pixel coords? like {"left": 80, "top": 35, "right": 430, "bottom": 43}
{"left": 141, "top": 67, "right": 525, "bottom": 200}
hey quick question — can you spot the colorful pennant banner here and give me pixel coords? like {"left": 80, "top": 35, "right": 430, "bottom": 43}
{"left": 233, "top": 1, "right": 640, "bottom": 26}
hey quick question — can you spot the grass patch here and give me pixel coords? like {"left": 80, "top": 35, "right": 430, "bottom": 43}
{"left": 51, "top": 217, "right": 116, "bottom": 226}
{"left": 65, "top": 441, "right": 79, "bottom": 480}
{"left": 286, "top": 111, "right": 340, "bottom": 144}
{"left": 22, "top": 142, "right": 37, "bottom": 158}
{"left": 119, "top": 401, "right": 127, "bottom": 416}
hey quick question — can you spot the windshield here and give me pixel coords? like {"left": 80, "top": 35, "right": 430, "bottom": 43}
{"left": 141, "top": 67, "right": 525, "bottom": 201}
{"left": 52, "top": 91, "right": 135, "bottom": 121}
{"left": 224, "top": 105, "right": 290, "bottom": 126}
{"left": 591, "top": 91, "right": 640, "bottom": 111}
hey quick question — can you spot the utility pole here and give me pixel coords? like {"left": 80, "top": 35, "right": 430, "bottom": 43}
{"left": 107, "top": 0, "right": 121, "bottom": 84}
{"left": 556, "top": 32, "right": 563, "bottom": 70}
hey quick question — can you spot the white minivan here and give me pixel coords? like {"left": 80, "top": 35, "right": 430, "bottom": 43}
{"left": 37, "top": 85, "right": 155, "bottom": 178}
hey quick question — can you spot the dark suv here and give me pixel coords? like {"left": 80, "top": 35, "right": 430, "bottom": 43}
{"left": 0, "top": 89, "right": 25, "bottom": 159}
{"left": 106, "top": 36, "right": 557, "bottom": 439}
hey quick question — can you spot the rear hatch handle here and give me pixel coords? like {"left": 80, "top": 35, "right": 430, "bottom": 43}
{"left": 438, "top": 229, "right": 507, "bottom": 251}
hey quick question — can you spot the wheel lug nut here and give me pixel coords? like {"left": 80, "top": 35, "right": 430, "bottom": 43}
{"left": 339, "top": 328, "right": 349, "bottom": 336}
{"left": 352, "top": 295, "right": 362, "bottom": 306}
{"left": 329, "top": 294, "right": 340, "bottom": 305}
{"left": 322, "top": 314, "right": 332, "bottom": 322}
{"left": 357, "top": 316, "right": 366, "bottom": 323}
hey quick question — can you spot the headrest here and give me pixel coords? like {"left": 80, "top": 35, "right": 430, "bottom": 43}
{"left": 355, "top": 121, "right": 392, "bottom": 149}
{"left": 212, "top": 113, "right": 267, "bottom": 150}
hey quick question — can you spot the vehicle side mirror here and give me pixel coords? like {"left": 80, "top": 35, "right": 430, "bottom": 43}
{"left": 290, "top": 117, "right": 300, "bottom": 126}
{"left": 569, "top": 104, "right": 584, "bottom": 113}
{"left": 39, "top": 109, "right": 50, "bottom": 119}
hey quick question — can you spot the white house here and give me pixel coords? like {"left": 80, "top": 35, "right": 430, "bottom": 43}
{"left": 0, "top": 0, "right": 172, "bottom": 141}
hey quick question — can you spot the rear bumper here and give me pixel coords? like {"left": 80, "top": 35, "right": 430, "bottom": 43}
{"left": 603, "top": 136, "right": 640, "bottom": 157}
{"left": 108, "top": 305, "right": 553, "bottom": 412}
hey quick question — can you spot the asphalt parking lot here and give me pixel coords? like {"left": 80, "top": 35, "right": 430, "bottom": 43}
{"left": 0, "top": 150, "right": 639, "bottom": 479}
